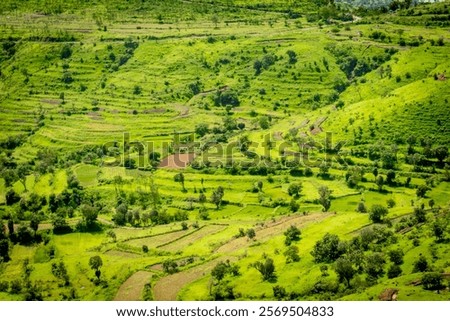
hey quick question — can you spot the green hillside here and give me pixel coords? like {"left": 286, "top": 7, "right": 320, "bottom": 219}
{"left": 0, "top": 0, "right": 449, "bottom": 302}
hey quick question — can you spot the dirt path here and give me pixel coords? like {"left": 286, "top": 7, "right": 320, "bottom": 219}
{"left": 114, "top": 271, "right": 153, "bottom": 301}
{"left": 153, "top": 256, "right": 234, "bottom": 301}
{"left": 215, "top": 212, "right": 333, "bottom": 254}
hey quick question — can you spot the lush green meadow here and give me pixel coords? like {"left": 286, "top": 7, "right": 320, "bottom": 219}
{"left": 0, "top": 0, "right": 449, "bottom": 301}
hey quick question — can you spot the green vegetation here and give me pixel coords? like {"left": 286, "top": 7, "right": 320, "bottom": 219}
{"left": 0, "top": 0, "right": 449, "bottom": 302}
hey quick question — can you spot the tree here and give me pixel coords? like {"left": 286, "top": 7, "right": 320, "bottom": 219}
{"left": 284, "top": 245, "right": 300, "bottom": 263}
{"left": 432, "top": 219, "right": 446, "bottom": 242}
{"left": 256, "top": 181, "right": 263, "bottom": 192}
{"left": 162, "top": 259, "right": 178, "bottom": 274}
{"left": 369, "top": 204, "right": 388, "bottom": 224}
{"left": 246, "top": 228, "right": 256, "bottom": 240}
{"left": 365, "top": 252, "right": 385, "bottom": 280}
{"left": 89, "top": 256, "right": 103, "bottom": 280}
{"left": 173, "top": 173, "right": 186, "bottom": 192}
{"left": 211, "top": 186, "right": 224, "bottom": 209}
{"left": 386, "top": 170, "right": 396, "bottom": 185}
{"left": 252, "top": 257, "right": 276, "bottom": 281}
{"left": 376, "top": 175, "right": 384, "bottom": 192}
{"left": 273, "top": 285, "right": 287, "bottom": 300}
{"left": 284, "top": 225, "right": 301, "bottom": 246}
{"left": 434, "top": 145, "right": 448, "bottom": 163}
{"left": 254, "top": 60, "right": 263, "bottom": 75}
{"left": 356, "top": 201, "right": 367, "bottom": 213}
{"left": 5, "top": 189, "right": 20, "bottom": 206}
{"left": 0, "top": 239, "right": 10, "bottom": 262}
{"left": 286, "top": 50, "right": 297, "bottom": 64}
{"left": 195, "top": 123, "right": 209, "bottom": 137}
{"left": 51, "top": 260, "right": 70, "bottom": 286}
{"left": 60, "top": 44, "right": 72, "bottom": 59}
{"left": 289, "top": 199, "right": 299, "bottom": 213}
{"left": 80, "top": 204, "right": 99, "bottom": 226}
{"left": 287, "top": 182, "right": 302, "bottom": 197}
{"left": 16, "top": 164, "right": 31, "bottom": 191}
{"left": 258, "top": 116, "right": 270, "bottom": 129}
{"left": 388, "top": 249, "right": 404, "bottom": 265}
{"left": 422, "top": 272, "right": 444, "bottom": 292}
{"left": 413, "top": 207, "right": 426, "bottom": 223}
{"left": 114, "top": 203, "right": 128, "bottom": 226}
{"left": 334, "top": 257, "right": 356, "bottom": 287}
{"left": 311, "top": 233, "right": 343, "bottom": 263}
{"left": 416, "top": 185, "right": 429, "bottom": 198}
{"left": 318, "top": 186, "right": 332, "bottom": 212}
{"left": 29, "top": 215, "right": 40, "bottom": 235}
{"left": 413, "top": 255, "right": 428, "bottom": 273}
{"left": 387, "top": 264, "right": 402, "bottom": 279}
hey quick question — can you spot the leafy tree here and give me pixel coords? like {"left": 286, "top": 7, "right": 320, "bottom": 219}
{"left": 258, "top": 116, "right": 270, "bottom": 129}
{"left": 386, "top": 170, "right": 396, "bottom": 185}
{"left": 284, "top": 225, "right": 301, "bottom": 246}
{"left": 214, "top": 89, "right": 240, "bottom": 107}
{"left": 289, "top": 199, "right": 299, "bottom": 213}
{"left": 0, "top": 239, "right": 10, "bottom": 262}
{"left": 416, "top": 185, "right": 429, "bottom": 198}
{"left": 365, "top": 252, "right": 385, "bottom": 279}
{"left": 413, "top": 255, "right": 428, "bottom": 273}
{"left": 16, "top": 164, "right": 31, "bottom": 191}
{"left": 369, "top": 204, "right": 388, "bottom": 224}
{"left": 273, "top": 285, "right": 287, "bottom": 300}
{"left": 311, "top": 233, "right": 343, "bottom": 263}
{"left": 318, "top": 186, "right": 332, "bottom": 212}
{"left": 413, "top": 207, "right": 426, "bottom": 223}
{"left": 387, "top": 264, "right": 402, "bottom": 279}
{"left": 5, "top": 189, "right": 20, "bottom": 206}
{"left": 80, "top": 204, "right": 99, "bottom": 226}
{"left": 287, "top": 182, "right": 302, "bottom": 197}
{"left": 211, "top": 186, "right": 224, "bottom": 209}
{"left": 434, "top": 145, "right": 448, "bottom": 163}
{"left": 376, "top": 175, "right": 384, "bottom": 192}
{"left": 432, "top": 219, "right": 446, "bottom": 242}
{"left": 252, "top": 257, "right": 276, "bottom": 281}
{"left": 162, "top": 259, "right": 178, "bottom": 274}
{"left": 254, "top": 60, "right": 262, "bottom": 75}
{"left": 195, "top": 123, "right": 209, "bottom": 137}
{"left": 286, "top": 50, "right": 297, "bottom": 64}
{"left": 246, "top": 228, "right": 256, "bottom": 240}
{"left": 89, "top": 256, "right": 103, "bottom": 280}
{"left": 211, "top": 260, "right": 239, "bottom": 281}
{"left": 60, "top": 44, "right": 72, "bottom": 59}
{"left": 284, "top": 245, "right": 300, "bottom": 263}
{"left": 142, "top": 245, "right": 149, "bottom": 253}
{"left": 388, "top": 249, "right": 404, "bottom": 265}
{"left": 334, "top": 257, "right": 356, "bottom": 287}
{"left": 29, "top": 215, "right": 40, "bottom": 235}
{"left": 422, "top": 272, "right": 444, "bottom": 291}
{"left": 356, "top": 201, "right": 367, "bottom": 213}
{"left": 114, "top": 203, "right": 128, "bottom": 226}
{"left": 51, "top": 261, "right": 70, "bottom": 286}
{"left": 386, "top": 198, "right": 396, "bottom": 208}
{"left": 173, "top": 172, "right": 186, "bottom": 192}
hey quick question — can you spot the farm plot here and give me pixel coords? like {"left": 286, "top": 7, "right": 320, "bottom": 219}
{"left": 215, "top": 212, "right": 333, "bottom": 254}
{"left": 159, "top": 224, "right": 228, "bottom": 252}
{"left": 114, "top": 271, "right": 153, "bottom": 301}
{"left": 123, "top": 229, "right": 191, "bottom": 249}
{"left": 153, "top": 256, "right": 235, "bottom": 301}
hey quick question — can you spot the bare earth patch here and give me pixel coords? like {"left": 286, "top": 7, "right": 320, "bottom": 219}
{"left": 159, "top": 225, "right": 227, "bottom": 252}
{"left": 114, "top": 271, "right": 153, "bottom": 301}
{"left": 159, "top": 153, "right": 196, "bottom": 169}
{"left": 153, "top": 257, "right": 234, "bottom": 301}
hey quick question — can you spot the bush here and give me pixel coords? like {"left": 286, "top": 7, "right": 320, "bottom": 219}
{"left": 142, "top": 245, "right": 149, "bottom": 253}
{"left": 422, "top": 272, "right": 444, "bottom": 291}
{"left": 387, "top": 264, "right": 402, "bottom": 279}
{"left": 413, "top": 255, "right": 428, "bottom": 272}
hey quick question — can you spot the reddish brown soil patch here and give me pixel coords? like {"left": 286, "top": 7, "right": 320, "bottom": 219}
{"left": 114, "top": 271, "right": 153, "bottom": 301}
{"left": 159, "top": 153, "right": 196, "bottom": 169}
